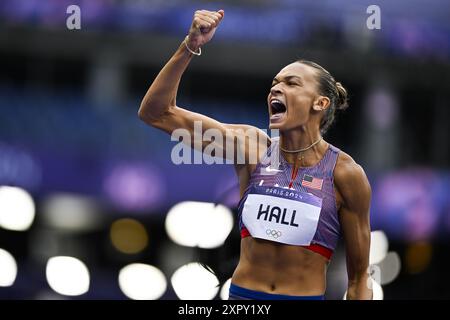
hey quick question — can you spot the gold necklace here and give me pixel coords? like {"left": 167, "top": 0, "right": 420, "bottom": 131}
{"left": 279, "top": 136, "right": 323, "bottom": 153}
{"left": 279, "top": 136, "right": 323, "bottom": 165}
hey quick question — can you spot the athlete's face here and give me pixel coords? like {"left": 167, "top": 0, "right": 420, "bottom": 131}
{"left": 267, "top": 62, "right": 323, "bottom": 131}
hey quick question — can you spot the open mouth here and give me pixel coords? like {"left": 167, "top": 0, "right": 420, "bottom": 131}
{"left": 270, "top": 99, "right": 287, "bottom": 122}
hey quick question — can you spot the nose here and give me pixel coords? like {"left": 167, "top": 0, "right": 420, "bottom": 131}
{"left": 270, "top": 84, "right": 283, "bottom": 96}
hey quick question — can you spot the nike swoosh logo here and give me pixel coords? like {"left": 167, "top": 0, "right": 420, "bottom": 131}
{"left": 264, "top": 166, "right": 282, "bottom": 172}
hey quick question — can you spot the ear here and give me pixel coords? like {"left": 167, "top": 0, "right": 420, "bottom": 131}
{"left": 312, "top": 96, "right": 330, "bottom": 111}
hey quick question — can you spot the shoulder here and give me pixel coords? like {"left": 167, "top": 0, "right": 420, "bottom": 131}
{"left": 333, "top": 150, "right": 371, "bottom": 210}
{"left": 224, "top": 124, "right": 271, "bottom": 176}
{"left": 334, "top": 151, "right": 367, "bottom": 185}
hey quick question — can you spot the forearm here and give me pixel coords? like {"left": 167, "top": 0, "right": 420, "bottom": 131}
{"left": 138, "top": 9, "right": 224, "bottom": 124}
{"left": 138, "top": 39, "right": 195, "bottom": 122}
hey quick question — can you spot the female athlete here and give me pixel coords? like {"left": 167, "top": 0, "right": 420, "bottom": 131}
{"left": 138, "top": 9, "right": 373, "bottom": 300}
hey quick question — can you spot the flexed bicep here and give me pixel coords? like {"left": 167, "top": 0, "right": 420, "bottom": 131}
{"left": 151, "top": 106, "right": 269, "bottom": 164}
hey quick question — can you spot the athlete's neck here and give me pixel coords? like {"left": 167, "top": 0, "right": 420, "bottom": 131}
{"left": 279, "top": 127, "right": 326, "bottom": 165}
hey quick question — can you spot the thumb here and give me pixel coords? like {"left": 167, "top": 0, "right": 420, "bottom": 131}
{"left": 217, "top": 9, "right": 225, "bottom": 18}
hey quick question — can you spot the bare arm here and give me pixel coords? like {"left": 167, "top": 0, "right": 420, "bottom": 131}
{"left": 335, "top": 155, "right": 373, "bottom": 300}
{"left": 138, "top": 9, "right": 268, "bottom": 163}
{"left": 138, "top": 9, "right": 225, "bottom": 129}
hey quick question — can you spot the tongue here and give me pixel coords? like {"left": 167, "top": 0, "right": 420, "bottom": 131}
{"left": 270, "top": 112, "right": 285, "bottom": 121}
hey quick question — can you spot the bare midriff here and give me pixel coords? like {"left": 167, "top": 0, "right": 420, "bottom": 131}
{"left": 231, "top": 237, "right": 328, "bottom": 296}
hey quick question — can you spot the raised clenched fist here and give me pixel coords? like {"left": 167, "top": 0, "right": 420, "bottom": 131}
{"left": 186, "top": 9, "right": 224, "bottom": 51}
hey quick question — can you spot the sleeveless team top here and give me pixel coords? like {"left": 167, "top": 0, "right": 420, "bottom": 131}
{"left": 237, "top": 137, "right": 341, "bottom": 260}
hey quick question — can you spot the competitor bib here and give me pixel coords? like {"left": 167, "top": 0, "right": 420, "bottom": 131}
{"left": 241, "top": 185, "right": 322, "bottom": 246}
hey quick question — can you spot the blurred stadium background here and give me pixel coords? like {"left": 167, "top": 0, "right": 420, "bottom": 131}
{"left": 0, "top": 0, "right": 449, "bottom": 300}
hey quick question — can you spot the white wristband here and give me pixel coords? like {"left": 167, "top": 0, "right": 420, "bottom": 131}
{"left": 184, "top": 35, "right": 202, "bottom": 56}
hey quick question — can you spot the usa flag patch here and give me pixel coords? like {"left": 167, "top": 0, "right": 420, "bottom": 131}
{"left": 301, "top": 174, "right": 323, "bottom": 190}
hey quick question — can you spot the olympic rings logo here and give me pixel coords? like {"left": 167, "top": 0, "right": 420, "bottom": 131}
{"left": 266, "top": 229, "right": 282, "bottom": 239}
